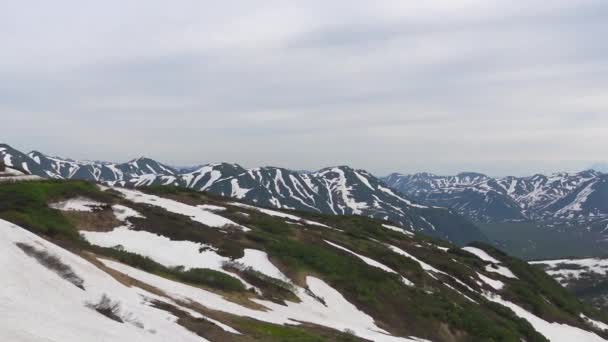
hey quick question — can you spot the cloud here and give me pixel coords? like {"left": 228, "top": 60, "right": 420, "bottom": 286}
{"left": 1, "top": 0, "right": 607, "bottom": 176}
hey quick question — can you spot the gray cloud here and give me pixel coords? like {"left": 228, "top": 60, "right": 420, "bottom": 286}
{"left": 1, "top": 0, "right": 607, "bottom": 176}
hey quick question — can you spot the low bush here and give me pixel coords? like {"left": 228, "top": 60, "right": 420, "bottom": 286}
{"left": 15, "top": 242, "right": 85, "bottom": 290}
{"left": 175, "top": 268, "right": 246, "bottom": 292}
{"left": 87, "top": 294, "right": 123, "bottom": 323}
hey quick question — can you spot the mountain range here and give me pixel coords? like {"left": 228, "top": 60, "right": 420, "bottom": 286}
{"left": 2, "top": 173, "right": 608, "bottom": 341}
{"left": 0, "top": 143, "right": 485, "bottom": 245}
{"left": 384, "top": 171, "right": 608, "bottom": 231}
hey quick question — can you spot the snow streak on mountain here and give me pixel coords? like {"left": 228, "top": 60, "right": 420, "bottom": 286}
{"left": 384, "top": 171, "right": 608, "bottom": 230}
{"left": 0, "top": 144, "right": 486, "bottom": 245}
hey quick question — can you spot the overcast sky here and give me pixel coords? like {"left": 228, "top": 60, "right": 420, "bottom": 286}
{"left": 2, "top": 1, "right": 607, "bottom": 176}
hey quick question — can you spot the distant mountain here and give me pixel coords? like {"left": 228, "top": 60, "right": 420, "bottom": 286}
{"left": 0, "top": 143, "right": 486, "bottom": 245}
{"left": 591, "top": 163, "right": 608, "bottom": 173}
{"left": 383, "top": 170, "right": 608, "bottom": 230}
{"left": 27, "top": 150, "right": 177, "bottom": 182}
{"left": 3, "top": 178, "right": 607, "bottom": 341}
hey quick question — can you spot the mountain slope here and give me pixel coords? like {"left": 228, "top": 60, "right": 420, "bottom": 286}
{"left": 384, "top": 171, "right": 608, "bottom": 228}
{"left": 2, "top": 178, "right": 608, "bottom": 341}
{"left": 115, "top": 165, "right": 487, "bottom": 244}
{"left": 27, "top": 150, "right": 177, "bottom": 182}
{"left": 532, "top": 258, "right": 608, "bottom": 313}
{"left": 0, "top": 144, "right": 487, "bottom": 245}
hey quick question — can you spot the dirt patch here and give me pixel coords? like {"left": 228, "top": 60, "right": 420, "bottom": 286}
{"left": 65, "top": 208, "right": 120, "bottom": 232}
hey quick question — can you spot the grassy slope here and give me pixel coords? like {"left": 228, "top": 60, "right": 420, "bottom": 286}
{"left": 3, "top": 181, "right": 608, "bottom": 341}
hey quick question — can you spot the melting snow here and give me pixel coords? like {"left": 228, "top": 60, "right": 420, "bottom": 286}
{"left": 485, "top": 264, "right": 517, "bottom": 279}
{"left": 197, "top": 204, "right": 226, "bottom": 211}
{"left": 325, "top": 240, "right": 413, "bottom": 286}
{"left": 484, "top": 292, "right": 607, "bottom": 342}
{"left": 112, "top": 204, "right": 144, "bottom": 221}
{"left": 103, "top": 259, "right": 422, "bottom": 342}
{"left": 477, "top": 273, "right": 504, "bottom": 290}
{"left": 581, "top": 314, "right": 608, "bottom": 332}
{"left": 530, "top": 258, "right": 608, "bottom": 283}
{"left": 49, "top": 197, "right": 105, "bottom": 212}
{"left": 382, "top": 224, "right": 414, "bottom": 236}
{"left": 82, "top": 227, "right": 281, "bottom": 290}
{"left": 114, "top": 188, "right": 249, "bottom": 231}
{"left": 462, "top": 247, "right": 500, "bottom": 264}
{"left": 0, "top": 219, "right": 205, "bottom": 342}
{"left": 463, "top": 246, "right": 517, "bottom": 279}
{"left": 229, "top": 202, "right": 332, "bottom": 228}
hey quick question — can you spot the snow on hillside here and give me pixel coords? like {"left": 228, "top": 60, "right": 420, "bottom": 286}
{"left": 0, "top": 219, "right": 205, "bottom": 342}
{"left": 463, "top": 247, "right": 517, "bottom": 279}
{"left": 0, "top": 144, "right": 489, "bottom": 245}
{"left": 229, "top": 202, "right": 332, "bottom": 228}
{"left": 114, "top": 188, "right": 250, "bottom": 231}
{"left": 530, "top": 258, "right": 608, "bottom": 285}
{"left": 102, "top": 259, "right": 423, "bottom": 342}
{"left": 324, "top": 240, "right": 414, "bottom": 286}
{"left": 484, "top": 292, "right": 607, "bottom": 342}
{"left": 49, "top": 197, "right": 105, "bottom": 212}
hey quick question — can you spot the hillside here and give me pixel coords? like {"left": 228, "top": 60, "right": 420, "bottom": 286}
{"left": 1, "top": 179, "right": 608, "bottom": 341}
{"left": 532, "top": 258, "right": 608, "bottom": 313}
{"left": 0, "top": 144, "right": 486, "bottom": 245}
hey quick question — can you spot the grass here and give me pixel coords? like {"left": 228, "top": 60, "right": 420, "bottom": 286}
{"left": 91, "top": 245, "right": 247, "bottom": 292}
{"left": 235, "top": 319, "right": 362, "bottom": 342}
{"left": 0, "top": 180, "right": 600, "bottom": 341}
{"left": 0, "top": 180, "right": 112, "bottom": 241}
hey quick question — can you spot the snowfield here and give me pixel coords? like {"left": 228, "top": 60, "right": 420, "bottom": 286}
{"left": 229, "top": 202, "right": 332, "bottom": 228}
{"left": 112, "top": 204, "right": 145, "bottom": 221}
{"left": 49, "top": 197, "right": 105, "bottom": 212}
{"left": 0, "top": 218, "right": 428, "bottom": 342}
{"left": 382, "top": 224, "right": 414, "bottom": 236}
{"left": 530, "top": 258, "right": 608, "bottom": 284}
{"left": 102, "top": 259, "right": 425, "bottom": 342}
{"left": 462, "top": 246, "right": 500, "bottom": 264}
{"left": 484, "top": 292, "right": 608, "bottom": 342}
{"left": 0, "top": 219, "right": 205, "bottom": 342}
{"left": 82, "top": 227, "right": 280, "bottom": 290}
{"left": 462, "top": 246, "right": 518, "bottom": 279}
{"left": 113, "top": 188, "right": 250, "bottom": 231}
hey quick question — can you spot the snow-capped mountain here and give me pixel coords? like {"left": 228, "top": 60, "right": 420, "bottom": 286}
{"left": 0, "top": 144, "right": 486, "bottom": 244}
{"left": 384, "top": 171, "right": 608, "bottom": 229}
{"left": 3, "top": 179, "right": 607, "bottom": 341}
{"left": 27, "top": 150, "right": 177, "bottom": 182}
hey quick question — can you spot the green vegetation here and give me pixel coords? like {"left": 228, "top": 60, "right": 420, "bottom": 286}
{"left": 91, "top": 246, "right": 246, "bottom": 292}
{"left": 469, "top": 242, "right": 608, "bottom": 333}
{"left": 174, "top": 267, "right": 246, "bottom": 292}
{"left": 2, "top": 179, "right": 606, "bottom": 341}
{"left": 127, "top": 202, "right": 246, "bottom": 259}
{"left": 0, "top": 180, "right": 111, "bottom": 241}
{"left": 235, "top": 319, "right": 361, "bottom": 342}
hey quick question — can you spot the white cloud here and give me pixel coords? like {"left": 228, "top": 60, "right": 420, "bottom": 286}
{"left": 1, "top": 0, "right": 607, "bottom": 175}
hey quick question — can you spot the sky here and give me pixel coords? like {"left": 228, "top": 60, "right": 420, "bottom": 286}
{"left": 1, "top": 1, "right": 607, "bottom": 176}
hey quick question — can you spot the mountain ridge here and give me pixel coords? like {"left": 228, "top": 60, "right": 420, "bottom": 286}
{"left": 383, "top": 170, "right": 608, "bottom": 231}
{"left": 0, "top": 143, "right": 486, "bottom": 245}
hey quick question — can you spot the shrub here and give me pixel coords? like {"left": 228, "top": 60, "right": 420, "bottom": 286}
{"left": 15, "top": 242, "right": 85, "bottom": 290}
{"left": 176, "top": 268, "right": 246, "bottom": 292}
{"left": 87, "top": 294, "right": 123, "bottom": 323}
